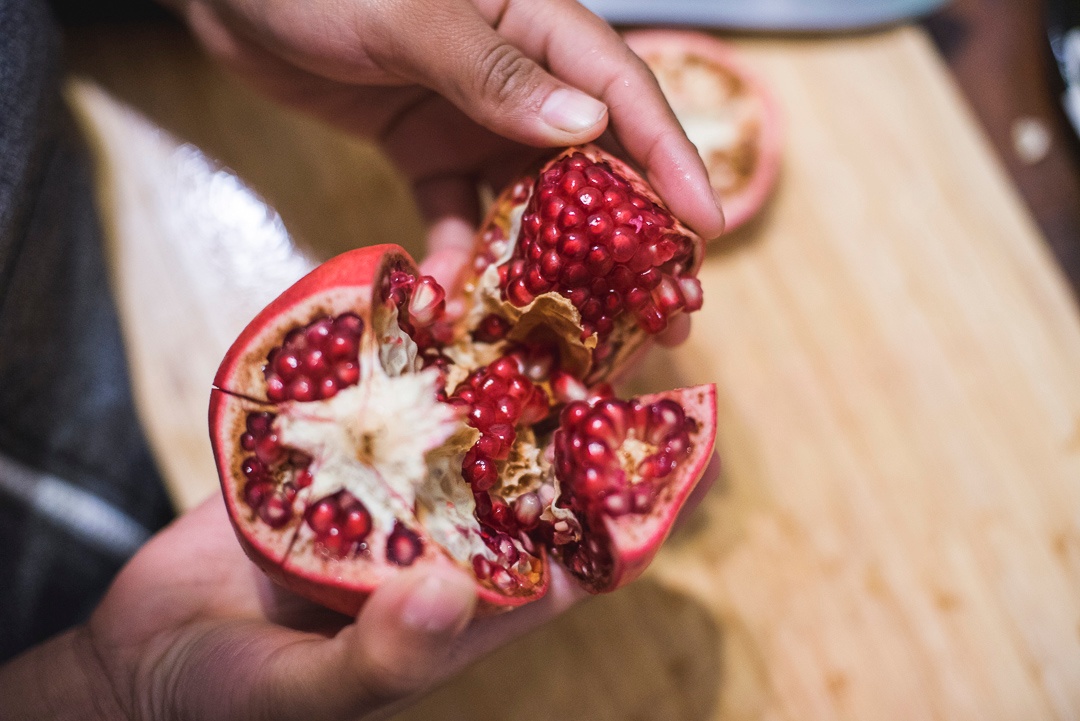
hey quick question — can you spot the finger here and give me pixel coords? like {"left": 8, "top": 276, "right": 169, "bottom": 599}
{"left": 496, "top": 0, "right": 726, "bottom": 239}
{"left": 263, "top": 565, "right": 477, "bottom": 719}
{"left": 372, "top": 0, "right": 609, "bottom": 147}
{"left": 415, "top": 175, "right": 481, "bottom": 297}
{"left": 655, "top": 312, "right": 692, "bottom": 347}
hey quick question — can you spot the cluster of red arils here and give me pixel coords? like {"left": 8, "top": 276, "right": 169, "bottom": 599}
{"left": 501, "top": 151, "right": 702, "bottom": 340}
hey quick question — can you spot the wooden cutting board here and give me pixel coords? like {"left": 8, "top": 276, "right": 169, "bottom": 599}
{"left": 68, "top": 22, "right": 1080, "bottom": 721}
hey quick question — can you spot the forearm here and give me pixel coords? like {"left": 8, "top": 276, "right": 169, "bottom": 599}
{"left": 0, "top": 626, "right": 128, "bottom": 721}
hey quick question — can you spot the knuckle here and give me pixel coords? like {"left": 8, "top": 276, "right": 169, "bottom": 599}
{"left": 474, "top": 42, "right": 541, "bottom": 108}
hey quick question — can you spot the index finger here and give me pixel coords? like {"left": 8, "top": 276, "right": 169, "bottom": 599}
{"left": 492, "top": 0, "right": 726, "bottom": 239}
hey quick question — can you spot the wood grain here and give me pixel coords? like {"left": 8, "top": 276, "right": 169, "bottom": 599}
{"left": 68, "top": 21, "right": 1080, "bottom": 721}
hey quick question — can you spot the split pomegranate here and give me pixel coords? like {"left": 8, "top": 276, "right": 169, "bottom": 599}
{"left": 210, "top": 146, "right": 717, "bottom": 614}
{"left": 624, "top": 30, "right": 783, "bottom": 234}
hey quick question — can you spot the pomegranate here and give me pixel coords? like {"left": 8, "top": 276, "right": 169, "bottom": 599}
{"left": 210, "top": 146, "right": 717, "bottom": 614}
{"left": 624, "top": 30, "right": 783, "bottom": 234}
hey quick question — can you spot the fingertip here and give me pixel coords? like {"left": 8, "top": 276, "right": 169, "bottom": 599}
{"left": 343, "top": 566, "right": 477, "bottom": 704}
{"left": 396, "top": 566, "right": 477, "bottom": 637}
{"left": 656, "top": 312, "right": 692, "bottom": 347}
{"left": 652, "top": 158, "right": 725, "bottom": 241}
{"left": 419, "top": 246, "right": 472, "bottom": 295}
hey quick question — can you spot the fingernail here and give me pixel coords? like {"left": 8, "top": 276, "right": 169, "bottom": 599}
{"left": 400, "top": 573, "right": 475, "bottom": 635}
{"left": 541, "top": 89, "right": 607, "bottom": 134}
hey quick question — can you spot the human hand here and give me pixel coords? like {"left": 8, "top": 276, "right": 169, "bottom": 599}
{"left": 164, "top": 0, "right": 725, "bottom": 291}
{"left": 0, "top": 495, "right": 587, "bottom": 720}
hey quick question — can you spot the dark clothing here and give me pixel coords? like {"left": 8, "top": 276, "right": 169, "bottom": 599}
{"left": 0, "top": 0, "right": 175, "bottom": 662}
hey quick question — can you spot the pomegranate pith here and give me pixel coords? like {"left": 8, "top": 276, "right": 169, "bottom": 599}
{"left": 210, "top": 147, "right": 717, "bottom": 616}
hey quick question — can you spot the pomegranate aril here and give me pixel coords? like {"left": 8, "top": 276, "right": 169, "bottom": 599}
{"left": 492, "top": 568, "right": 517, "bottom": 592}
{"left": 244, "top": 481, "right": 273, "bottom": 508}
{"left": 486, "top": 424, "right": 516, "bottom": 454}
{"left": 506, "top": 278, "right": 535, "bottom": 306}
{"left": 386, "top": 523, "right": 422, "bottom": 566}
{"left": 294, "top": 470, "right": 313, "bottom": 488}
{"left": 241, "top": 457, "right": 266, "bottom": 480}
{"left": 307, "top": 499, "right": 336, "bottom": 534}
{"left": 302, "top": 348, "right": 327, "bottom": 375}
{"left": 558, "top": 233, "right": 588, "bottom": 260}
{"left": 602, "top": 489, "right": 633, "bottom": 516}
{"left": 631, "top": 484, "right": 657, "bottom": 513}
{"left": 488, "top": 496, "right": 517, "bottom": 534}
{"left": 636, "top": 302, "right": 667, "bottom": 333}
{"left": 463, "top": 454, "right": 498, "bottom": 491}
{"left": 274, "top": 351, "right": 301, "bottom": 378}
{"left": 468, "top": 404, "right": 497, "bottom": 431}
{"left": 513, "top": 492, "right": 543, "bottom": 528}
{"left": 654, "top": 278, "right": 684, "bottom": 313}
{"left": 474, "top": 313, "right": 511, "bottom": 343}
{"left": 551, "top": 371, "right": 588, "bottom": 403}
{"left": 679, "top": 277, "right": 704, "bottom": 311}
{"left": 258, "top": 495, "right": 292, "bottom": 527}
{"left": 318, "top": 376, "right": 338, "bottom": 399}
{"left": 638, "top": 451, "right": 676, "bottom": 479}
{"left": 472, "top": 555, "right": 493, "bottom": 580}
{"left": 254, "top": 434, "right": 284, "bottom": 466}
{"left": 266, "top": 375, "right": 287, "bottom": 402}
{"left": 408, "top": 276, "right": 446, "bottom": 325}
{"left": 647, "top": 400, "right": 686, "bottom": 444}
{"left": 341, "top": 506, "right": 372, "bottom": 541}
{"left": 287, "top": 376, "right": 316, "bottom": 402}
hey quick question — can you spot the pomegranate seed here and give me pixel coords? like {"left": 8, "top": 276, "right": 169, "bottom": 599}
{"left": 602, "top": 489, "right": 632, "bottom": 516}
{"left": 679, "top": 277, "right": 704, "bottom": 311}
{"left": 266, "top": 374, "right": 286, "bottom": 402}
{"left": 341, "top": 506, "right": 372, "bottom": 541}
{"left": 489, "top": 496, "right": 517, "bottom": 533}
{"left": 513, "top": 492, "right": 543, "bottom": 529}
{"left": 636, "top": 302, "right": 667, "bottom": 333}
{"left": 551, "top": 371, "right": 588, "bottom": 403}
{"left": 258, "top": 495, "right": 292, "bottom": 527}
{"left": 472, "top": 555, "right": 493, "bottom": 580}
{"left": 244, "top": 481, "right": 273, "bottom": 508}
{"left": 386, "top": 523, "right": 422, "bottom": 566}
{"left": 408, "top": 276, "right": 446, "bottom": 325}
{"left": 474, "top": 314, "right": 511, "bottom": 343}
{"left": 307, "top": 499, "right": 336, "bottom": 534}
{"left": 287, "top": 376, "right": 316, "bottom": 402}
{"left": 631, "top": 484, "right": 657, "bottom": 513}
{"left": 492, "top": 568, "right": 517, "bottom": 591}
{"left": 463, "top": 454, "right": 498, "bottom": 491}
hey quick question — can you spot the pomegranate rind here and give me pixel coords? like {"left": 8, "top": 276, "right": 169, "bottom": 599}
{"left": 623, "top": 30, "right": 783, "bottom": 235}
{"left": 580, "top": 384, "right": 717, "bottom": 593}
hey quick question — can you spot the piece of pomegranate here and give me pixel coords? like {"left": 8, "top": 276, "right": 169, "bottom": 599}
{"left": 210, "top": 146, "right": 717, "bottom": 615}
{"left": 624, "top": 30, "right": 783, "bottom": 234}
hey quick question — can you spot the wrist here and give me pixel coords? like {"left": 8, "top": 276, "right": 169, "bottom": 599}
{"left": 0, "top": 626, "right": 130, "bottom": 721}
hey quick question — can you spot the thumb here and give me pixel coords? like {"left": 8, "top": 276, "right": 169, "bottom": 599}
{"left": 387, "top": 0, "right": 608, "bottom": 146}
{"left": 343, "top": 565, "right": 478, "bottom": 701}
{"left": 265, "top": 565, "right": 477, "bottom": 720}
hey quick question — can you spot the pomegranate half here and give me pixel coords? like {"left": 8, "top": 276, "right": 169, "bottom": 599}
{"left": 210, "top": 146, "right": 717, "bottom": 614}
{"left": 624, "top": 30, "right": 783, "bottom": 234}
